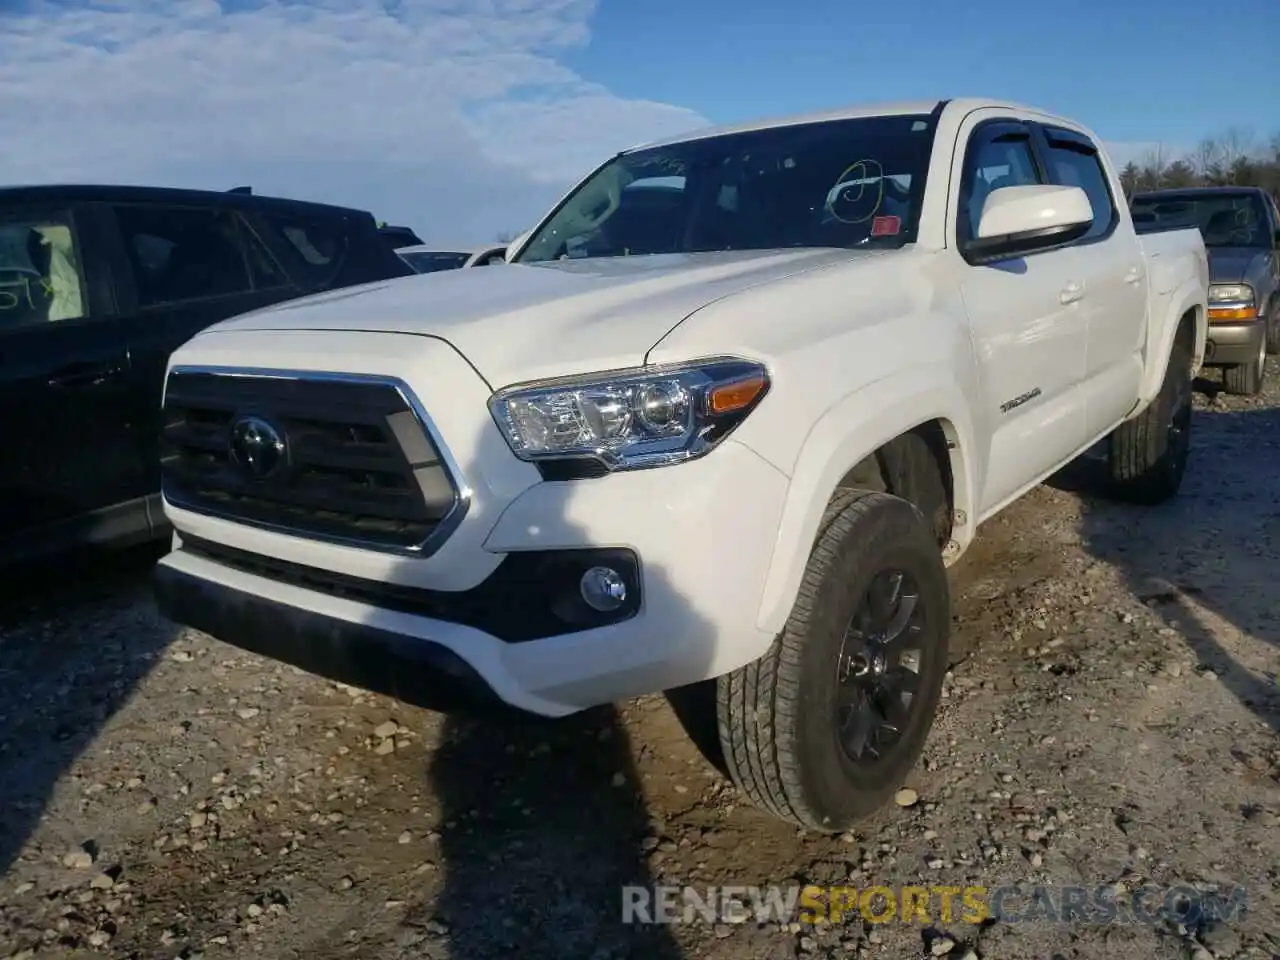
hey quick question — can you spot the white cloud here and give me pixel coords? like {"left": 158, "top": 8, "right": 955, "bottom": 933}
{"left": 0, "top": 0, "right": 708, "bottom": 244}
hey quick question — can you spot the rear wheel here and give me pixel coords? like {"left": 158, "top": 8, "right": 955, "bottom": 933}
{"left": 716, "top": 491, "right": 949, "bottom": 831}
{"left": 1107, "top": 328, "right": 1193, "bottom": 504}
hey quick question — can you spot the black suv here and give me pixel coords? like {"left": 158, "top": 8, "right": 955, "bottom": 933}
{"left": 0, "top": 184, "right": 416, "bottom": 565}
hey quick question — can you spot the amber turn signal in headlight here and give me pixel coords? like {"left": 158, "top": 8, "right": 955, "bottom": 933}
{"left": 1207, "top": 307, "right": 1258, "bottom": 322}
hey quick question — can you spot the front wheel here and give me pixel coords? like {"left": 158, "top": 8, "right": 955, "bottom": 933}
{"left": 1222, "top": 330, "right": 1265, "bottom": 396}
{"left": 716, "top": 490, "right": 949, "bottom": 832}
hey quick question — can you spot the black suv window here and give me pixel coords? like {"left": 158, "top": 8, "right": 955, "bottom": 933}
{"left": 115, "top": 205, "right": 253, "bottom": 307}
{"left": 1039, "top": 127, "right": 1115, "bottom": 242}
{"left": 0, "top": 211, "right": 87, "bottom": 329}
{"left": 261, "top": 212, "right": 348, "bottom": 286}
{"left": 958, "top": 125, "right": 1042, "bottom": 245}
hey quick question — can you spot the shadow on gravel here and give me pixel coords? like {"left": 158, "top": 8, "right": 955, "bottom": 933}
{"left": 0, "top": 542, "right": 173, "bottom": 871}
{"left": 411, "top": 417, "right": 719, "bottom": 960}
{"left": 1053, "top": 402, "right": 1280, "bottom": 734}
{"left": 426, "top": 707, "right": 687, "bottom": 959}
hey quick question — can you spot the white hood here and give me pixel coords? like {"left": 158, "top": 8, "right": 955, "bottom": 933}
{"left": 207, "top": 248, "right": 880, "bottom": 386}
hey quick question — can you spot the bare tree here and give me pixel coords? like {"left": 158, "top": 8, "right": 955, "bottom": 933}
{"left": 1137, "top": 143, "right": 1169, "bottom": 190}
{"left": 1217, "top": 127, "right": 1255, "bottom": 183}
{"left": 1191, "top": 137, "right": 1223, "bottom": 182}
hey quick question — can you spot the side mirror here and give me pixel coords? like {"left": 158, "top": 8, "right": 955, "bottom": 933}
{"left": 966, "top": 185, "right": 1094, "bottom": 265}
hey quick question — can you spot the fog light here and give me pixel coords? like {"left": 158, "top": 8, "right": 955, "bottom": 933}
{"left": 580, "top": 566, "right": 627, "bottom": 612}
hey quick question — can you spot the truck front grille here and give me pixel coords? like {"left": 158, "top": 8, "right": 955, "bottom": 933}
{"left": 160, "top": 368, "right": 463, "bottom": 553}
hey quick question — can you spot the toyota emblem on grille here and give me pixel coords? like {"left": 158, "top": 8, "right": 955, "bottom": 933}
{"left": 229, "top": 416, "right": 286, "bottom": 479}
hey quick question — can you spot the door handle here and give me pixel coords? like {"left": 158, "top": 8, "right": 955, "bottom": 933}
{"left": 1124, "top": 266, "right": 1143, "bottom": 285}
{"left": 1059, "top": 281, "right": 1084, "bottom": 305}
{"left": 47, "top": 361, "right": 120, "bottom": 388}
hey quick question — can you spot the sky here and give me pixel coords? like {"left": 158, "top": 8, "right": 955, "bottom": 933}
{"left": 2, "top": 0, "right": 1277, "bottom": 246}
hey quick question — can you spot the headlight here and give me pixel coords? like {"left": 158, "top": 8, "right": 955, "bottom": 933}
{"left": 1208, "top": 283, "right": 1254, "bottom": 304}
{"left": 489, "top": 357, "right": 770, "bottom": 472}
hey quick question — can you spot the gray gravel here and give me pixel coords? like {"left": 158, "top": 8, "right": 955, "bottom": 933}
{"left": 1, "top": 362, "right": 1277, "bottom": 960}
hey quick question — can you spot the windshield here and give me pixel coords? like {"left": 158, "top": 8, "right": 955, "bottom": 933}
{"left": 514, "top": 114, "right": 937, "bottom": 263}
{"left": 400, "top": 250, "right": 471, "bottom": 273}
{"left": 1130, "top": 192, "right": 1270, "bottom": 248}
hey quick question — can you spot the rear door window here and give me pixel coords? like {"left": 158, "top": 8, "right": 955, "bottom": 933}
{"left": 261, "top": 212, "right": 349, "bottom": 286}
{"left": 113, "top": 205, "right": 254, "bottom": 307}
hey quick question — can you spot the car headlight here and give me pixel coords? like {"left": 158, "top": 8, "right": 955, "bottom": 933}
{"left": 1208, "top": 283, "right": 1254, "bottom": 305}
{"left": 489, "top": 357, "right": 770, "bottom": 473}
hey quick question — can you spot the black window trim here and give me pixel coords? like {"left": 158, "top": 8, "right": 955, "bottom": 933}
{"left": 954, "top": 118, "right": 1048, "bottom": 260}
{"left": 109, "top": 201, "right": 261, "bottom": 311}
{"left": 0, "top": 203, "right": 97, "bottom": 336}
{"left": 1030, "top": 122, "right": 1120, "bottom": 247}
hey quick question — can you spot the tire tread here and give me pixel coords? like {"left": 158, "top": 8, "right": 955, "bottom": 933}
{"left": 717, "top": 488, "right": 944, "bottom": 830}
{"left": 1108, "top": 328, "right": 1193, "bottom": 503}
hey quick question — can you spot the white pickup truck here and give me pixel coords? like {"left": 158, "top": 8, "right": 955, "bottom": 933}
{"left": 153, "top": 98, "right": 1208, "bottom": 831}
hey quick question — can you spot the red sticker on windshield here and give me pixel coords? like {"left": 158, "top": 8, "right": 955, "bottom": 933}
{"left": 871, "top": 215, "right": 901, "bottom": 237}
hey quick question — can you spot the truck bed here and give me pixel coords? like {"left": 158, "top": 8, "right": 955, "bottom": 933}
{"left": 1137, "top": 226, "right": 1206, "bottom": 296}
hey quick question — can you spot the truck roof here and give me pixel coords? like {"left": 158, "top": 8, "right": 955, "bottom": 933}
{"left": 626, "top": 98, "right": 1054, "bottom": 152}
{"left": 0, "top": 183, "right": 371, "bottom": 218}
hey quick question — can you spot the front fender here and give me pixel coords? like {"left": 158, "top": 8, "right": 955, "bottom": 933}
{"left": 1136, "top": 277, "right": 1206, "bottom": 409}
{"left": 751, "top": 364, "right": 979, "bottom": 636}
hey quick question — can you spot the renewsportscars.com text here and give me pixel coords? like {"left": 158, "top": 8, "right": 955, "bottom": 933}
{"left": 621, "top": 883, "right": 1247, "bottom": 927}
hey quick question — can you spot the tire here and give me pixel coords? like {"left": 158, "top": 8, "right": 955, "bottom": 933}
{"left": 1107, "top": 329, "right": 1193, "bottom": 504}
{"left": 1266, "top": 299, "right": 1280, "bottom": 356}
{"left": 716, "top": 490, "right": 949, "bottom": 832}
{"left": 1222, "top": 331, "right": 1265, "bottom": 396}
{"left": 877, "top": 430, "right": 952, "bottom": 547}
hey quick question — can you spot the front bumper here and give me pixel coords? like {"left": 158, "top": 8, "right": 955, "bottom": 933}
{"left": 154, "top": 327, "right": 789, "bottom": 717}
{"left": 1203, "top": 318, "right": 1264, "bottom": 366}
{"left": 154, "top": 559, "right": 514, "bottom": 715}
{"left": 156, "top": 431, "right": 786, "bottom": 717}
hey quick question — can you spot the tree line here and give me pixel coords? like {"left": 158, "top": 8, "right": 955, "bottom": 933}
{"left": 1118, "top": 128, "right": 1280, "bottom": 200}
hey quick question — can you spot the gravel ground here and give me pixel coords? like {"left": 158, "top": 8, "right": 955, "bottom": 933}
{"left": 1, "top": 363, "right": 1277, "bottom": 960}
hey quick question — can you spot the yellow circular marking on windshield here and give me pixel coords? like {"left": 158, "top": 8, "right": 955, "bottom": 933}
{"left": 826, "top": 159, "right": 885, "bottom": 224}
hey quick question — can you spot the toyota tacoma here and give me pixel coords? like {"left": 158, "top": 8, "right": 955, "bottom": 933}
{"left": 153, "top": 98, "right": 1209, "bottom": 830}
